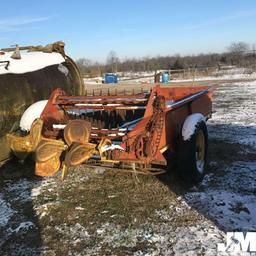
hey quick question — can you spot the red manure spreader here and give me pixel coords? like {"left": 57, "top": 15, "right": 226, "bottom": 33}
{"left": 7, "top": 85, "right": 213, "bottom": 183}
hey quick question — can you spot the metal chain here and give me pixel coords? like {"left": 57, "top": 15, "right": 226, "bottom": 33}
{"left": 134, "top": 95, "right": 165, "bottom": 160}
{"left": 147, "top": 110, "right": 164, "bottom": 158}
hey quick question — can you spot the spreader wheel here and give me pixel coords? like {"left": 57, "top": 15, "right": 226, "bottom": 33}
{"left": 177, "top": 121, "right": 208, "bottom": 183}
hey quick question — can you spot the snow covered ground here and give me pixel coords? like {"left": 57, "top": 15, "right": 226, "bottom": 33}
{"left": 171, "top": 68, "right": 256, "bottom": 83}
{"left": 208, "top": 80, "right": 256, "bottom": 149}
{"left": 0, "top": 78, "right": 256, "bottom": 255}
{"left": 84, "top": 68, "right": 256, "bottom": 85}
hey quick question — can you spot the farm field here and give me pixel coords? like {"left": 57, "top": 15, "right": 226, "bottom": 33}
{"left": 0, "top": 78, "right": 256, "bottom": 255}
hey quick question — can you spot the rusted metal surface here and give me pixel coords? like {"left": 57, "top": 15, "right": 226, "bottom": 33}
{"left": 6, "top": 84, "right": 213, "bottom": 177}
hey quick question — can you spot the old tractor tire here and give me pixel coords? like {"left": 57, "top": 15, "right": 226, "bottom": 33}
{"left": 177, "top": 121, "right": 208, "bottom": 183}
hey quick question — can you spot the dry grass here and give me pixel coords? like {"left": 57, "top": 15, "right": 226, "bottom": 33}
{"left": 34, "top": 166, "right": 201, "bottom": 254}
{"left": 39, "top": 170, "right": 174, "bottom": 227}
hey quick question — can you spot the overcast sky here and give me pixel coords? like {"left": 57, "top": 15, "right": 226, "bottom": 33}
{"left": 0, "top": 0, "right": 256, "bottom": 62}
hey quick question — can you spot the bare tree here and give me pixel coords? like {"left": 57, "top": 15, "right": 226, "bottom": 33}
{"left": 228, "top": 41, "right": 250, "bottom": 54}
{"left": 76, "top": 58, "right": 92, "bottom": 76}
{"left": 106, "top": 51, "right": 119, "bottom": 73}
{"left": 77, "top": 40, "right": 256, "bottom": 77}
{"left": 228, "top": 41, "right": 250, "bottom": 65}
{"left": 77, "top": 58, "right": 92, "bottom": 66}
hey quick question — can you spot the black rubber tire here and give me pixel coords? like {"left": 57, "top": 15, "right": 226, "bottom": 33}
{"left": 177, "top": 121, "right": 208, "bottom": 183}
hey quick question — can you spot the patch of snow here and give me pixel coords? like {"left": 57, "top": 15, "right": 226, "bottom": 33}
{"left": 20, "top": 100, "right": 48, "bottom": 131}
{"left": 182, "top": 113, "right": 205, "bottom": 141}
{"left": 75, "top": 206, "right": 85, "bottom": 211}
{"left": 35, "top": 201, "right": 60, "bottom": 219}
{"left": 31, "top": 185, "right": 44, "bottom": 198}
{"left": 10, "top": 221, "right": 35, "bottom": 233}
{"left": 55, "top": 223, "right": 90, "bottom": 240}
{"left": 0, "top": 51, "right": 65, "bottom": 75}
{"left": 172, "top": 225, "right": 223, "bottom": 256}
{"left": 96, "top": 228, "right": 105, "bottom": 235}
{"left": 6, "top": 178, "right": 56, "bottom": 203}
{"left": 5, "top": 179, "right": 32, "bottom": 202}
{"left": 171, "top": 70, "right": 256, "bottom": 83}
{"left": 83, "top": 77, "right": 103, "bottom": 84}
{"left": 0, "top": 194, "right": 15, "bottom": 227}
{"left": 92, "top": 220, "right": 224, "bottom": 255}
{"left": 184, "top": 160, "right": 256, "bottom": 232}
{"left": 108, "top": 195, "right": 116, "bottom": 198}
{"left": 97, "top": 223, "right": 139, "bottom": 248}
{"left": 213, "top": 67, "right": 255, "bottom": 77}
{"left": 208, "top": 80, "right": 256, "bottom": 148}
{"left": 40, "top": 211, "right": 47, "bottom": 219}
{"left": 185, "top": 191, "right": 256, "bottom": 231}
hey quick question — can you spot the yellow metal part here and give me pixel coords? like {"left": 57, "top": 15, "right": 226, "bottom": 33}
{"left": 35, "top": 156, "right": 61, "bottom": 177}
{"left": 64, "top": 142, "right": 96, "bottom": 167}
{"left": 64, "top": 120, "right": 91, "bottom": 146}
{"left": 160, "top": 145, "right": 169, "bottom": 154}
{"left": 35, "top": 138, "right": 65, "bottom": 163}
{"left": 35, "top": 137, "right": 65, "bottom": 176}
{"left": 97, "top": 138, "right": 121, "bottom": 164}
{"left": 6, "top": 118, "right": 43, "bottom": 160}
{"left": 34, "top": 119, "right": 95, "bottom": 178}
{"left": 98, "top": 138, "right": 112, "bottom": 160}
{"left": 61, "top": 163, "right": 68, "bottom": 180}
{"left": 61, "top": 142, "right": 96, "bottom": 180}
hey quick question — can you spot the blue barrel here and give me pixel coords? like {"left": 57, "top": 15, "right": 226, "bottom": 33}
{"left": 105, "top": 73, "right": 118, "bottom": 84}
{"left": 161, "top": 73, "right": 169, "bottom": 83}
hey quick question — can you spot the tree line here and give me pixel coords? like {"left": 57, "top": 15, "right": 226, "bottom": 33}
{"left": 76, "top": 42, "right": 256, "bottom": 77}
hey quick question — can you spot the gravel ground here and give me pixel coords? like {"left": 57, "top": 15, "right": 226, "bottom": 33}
{"left": 0, "top": 79, "right": 256, "bottom": 255}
